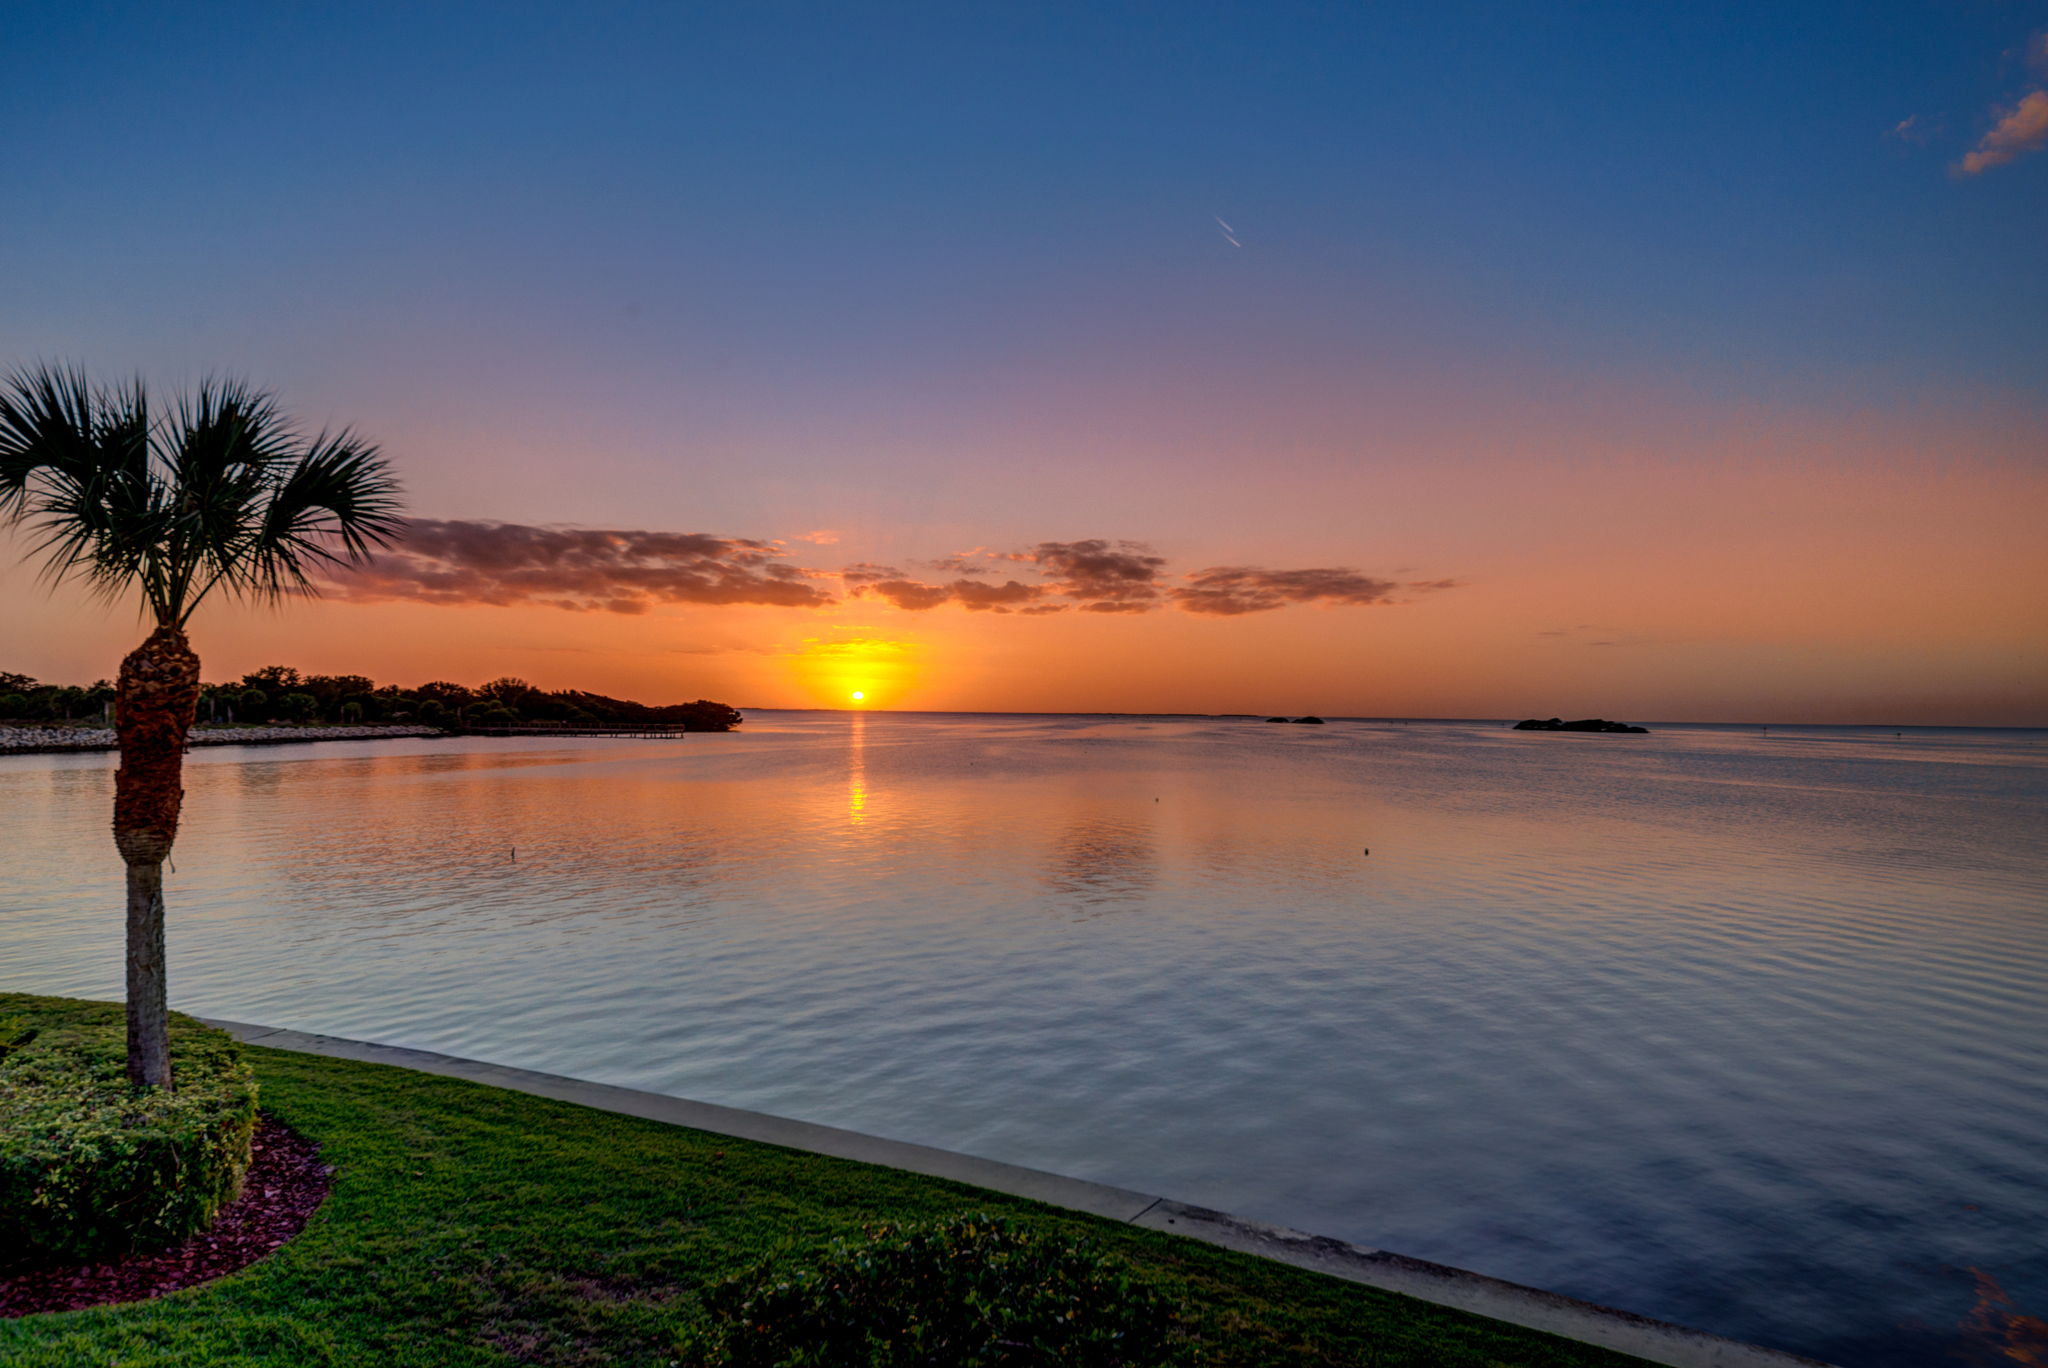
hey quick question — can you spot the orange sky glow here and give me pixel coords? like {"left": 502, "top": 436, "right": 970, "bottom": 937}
{"left": 6, "top": 5, "right": 2046, "bottom": 726}
{"left": 7, "top": 390, "right": 2042, "bottom": 725}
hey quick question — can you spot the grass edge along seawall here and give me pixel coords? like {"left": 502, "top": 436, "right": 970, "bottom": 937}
{"left": 5, "top": 1007, "right": 1834, "bottom": 1366}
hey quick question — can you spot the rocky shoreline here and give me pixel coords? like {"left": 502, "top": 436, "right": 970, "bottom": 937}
{"left": 0, "top": 724, "right": 446, "bottom": 756}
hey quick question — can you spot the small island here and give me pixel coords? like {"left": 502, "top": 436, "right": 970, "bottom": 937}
{"left": 1513, "top": 717, "right": 1650, "bottom": 734}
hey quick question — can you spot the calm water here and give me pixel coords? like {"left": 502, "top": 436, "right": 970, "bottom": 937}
{"left": 4, "top": 714, "right": 2045, "bottom": 1365}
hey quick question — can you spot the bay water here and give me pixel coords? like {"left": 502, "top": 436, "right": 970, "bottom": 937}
{"left": 3, "top": 713, "right": 2044, "bottom": 1365}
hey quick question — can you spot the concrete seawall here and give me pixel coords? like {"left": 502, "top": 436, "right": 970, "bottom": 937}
{"left": 208, "top": 1018, "right": 1836, "bottom": 1368}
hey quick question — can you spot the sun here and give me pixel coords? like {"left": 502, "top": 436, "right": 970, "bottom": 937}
{"left": 789, "top": 635, "right": 911, "bottom": 707}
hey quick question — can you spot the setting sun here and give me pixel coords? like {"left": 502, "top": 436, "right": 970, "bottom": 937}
{"left": 787, "top": 634, "right": 918, "bottom": 707}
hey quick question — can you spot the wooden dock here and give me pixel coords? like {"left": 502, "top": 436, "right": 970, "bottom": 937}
{"left": 456, "top": 723, "right": 689, "bottom": 739}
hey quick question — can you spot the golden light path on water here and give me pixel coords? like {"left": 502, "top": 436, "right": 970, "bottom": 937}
{"left": 847, "top": 712, "right": 867, "bottom": 824}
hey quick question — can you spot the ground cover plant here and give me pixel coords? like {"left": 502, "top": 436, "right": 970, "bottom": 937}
{"left": 686, "top": 1215, "right": 1187, "bottom": 1365}
{"left": 0, "top": 1006, "right": 1652, "bottom": 1368}
{"left": 0, "top": 997, "right": 256, "bottom": 1261}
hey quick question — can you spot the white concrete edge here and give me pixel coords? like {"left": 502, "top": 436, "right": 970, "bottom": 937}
{"left": 205, "top": 1018, "right": 1835, "bottom": 1368}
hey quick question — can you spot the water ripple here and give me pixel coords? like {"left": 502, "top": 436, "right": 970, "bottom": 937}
{"left": 4, "top": 715, "right": 2045, "bottom": 1366}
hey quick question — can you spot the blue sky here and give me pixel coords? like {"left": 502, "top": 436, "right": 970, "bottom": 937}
{"left": 6, "top": 1, "right": 2041, "bottom": 413}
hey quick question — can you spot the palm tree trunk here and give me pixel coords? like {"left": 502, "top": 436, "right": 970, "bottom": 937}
{"left": 125, "top": 861, "right": 170, "bottom": 1086}
{"left": 113, "top": 624, "right": 200, "bottom": 1089}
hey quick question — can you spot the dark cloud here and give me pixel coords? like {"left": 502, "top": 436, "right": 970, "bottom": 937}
{"left": 953, "top": 579, "right": 1049, "bottom": 612}
{"left": 330, "top": 519, "right": 835, "bottom": 612}
{"left": 330, "top": 520, "right": 1461, "bottom": 624}
{"left": 849, "top": 575, "right": 1049, "bottom": 613}
{"left": 1025, "top": 539, "right": 1167, "bottom": 605}
{"left": 1173, "top": 566, "right": 1406, "bottom": 616}
{"left": 921, "top": 554, "right": 992, "bottom": 576}
{"left": 856, "top": 540, "right": 1171, "bottom": 614}
{"left": 856, "top": 578, "right": 955, "bottom": 611}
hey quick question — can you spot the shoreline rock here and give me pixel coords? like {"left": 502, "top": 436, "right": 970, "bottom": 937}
{"left": 0, "top": 724, "right": 446, "bottom": 756}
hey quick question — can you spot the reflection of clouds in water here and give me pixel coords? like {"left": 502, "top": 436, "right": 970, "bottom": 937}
{"left": 210, "top": 757, "right": 726, "bottom": 931}
{"left": 232, "top": 759, "right": 286, "bottom": 798}
{"left": 1045, "top": 816, "right": 1156, "bottom": 916}
{"left": 1958, "top": 1268, "right": 2048, "bottom": 1367}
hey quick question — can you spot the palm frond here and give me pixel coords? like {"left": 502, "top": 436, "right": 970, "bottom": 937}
{"left": 180, "top": 427, "right": 405, "bottom": 620}
{"left": 0, "top": 364, "right": 110, "bottom": 523}
{"left": 1, "top": 365, "right": 407, "bottom": 627}
{"left": 247, "top": 431, "right": 406, "bottom": 596}
{"left": 0, "top": 364, "right": 163, "bottom": 608}
{"left": 158, "top": 376, "right": 296, "bottom": 619}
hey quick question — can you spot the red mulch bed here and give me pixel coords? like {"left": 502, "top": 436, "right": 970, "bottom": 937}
{"left": 0, "top": 1115, "right": 332, "bottom": 1317}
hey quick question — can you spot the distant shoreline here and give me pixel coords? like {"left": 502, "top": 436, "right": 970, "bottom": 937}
{"left": 735, "top": 708, "right": 2045, "bottom": 732}
{"left": 5, "top": 716, "right": 2038, "bottom": 760}
{"left": 0, "top": 724, "right": 447, "bottom": 758}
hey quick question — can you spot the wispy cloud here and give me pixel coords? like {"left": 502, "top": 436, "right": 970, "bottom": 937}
{"left": 1957, "top": 88, "right": 2048, "bottom": 175}
{"left": 1025, "top": 539, "right": 1169, "bottom": 605}
{"left": 845, "top": 545, "right": 1458, "bottom": 618}
{"left": 857, "top": 579, "right": 957, "bottom": 611}
{"left": 332, "top": 520, "right": 1460, "bottom": 623}
{"left": 952, "top": 579, "right": 1050, "bottom": 611}
{"left": 848, "top": 539, "right": 1171, "bottom": 614}
{"left": 837, "top": 562, "right": 903, "bottom": 588}
{"left": 836, "top": 563, "right": 1050, "bottom": 612}
{"left": 330, "top": 519, "right": 835, "bottom": 613}
{"left": 1536, "top": 624, "right": 1664, "bottom": 649}
{"left": 921, "top": 551, "right": 993, "bottom": 576}
{"left": 1175, "top": 566, "right": 1409, "bottom": 616}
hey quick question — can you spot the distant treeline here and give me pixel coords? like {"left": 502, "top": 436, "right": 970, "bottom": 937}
{"left": 0, "top": 667, "right": 742, "bottom": 732}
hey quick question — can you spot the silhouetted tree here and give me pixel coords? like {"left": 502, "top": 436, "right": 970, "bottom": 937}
{"left": 275, "top": 691, "right": 318, "bottom": 722}
{"left": 0, "top": 365, "right": 402, "bottom": 1086}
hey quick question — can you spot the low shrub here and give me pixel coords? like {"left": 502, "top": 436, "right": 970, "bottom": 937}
{"left": 0, "top": 992, "right": 258, "bottom": 1263}
{"left": 0, "top": 1015, "right": 38, "bottom": 1063}
{"left": 680, "top": 1214, "right": 1193, "bottom": 1366}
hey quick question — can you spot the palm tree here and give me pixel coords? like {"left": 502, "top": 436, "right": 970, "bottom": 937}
{"left": 0, "top": 364, "right": 403, "bottom": 1087}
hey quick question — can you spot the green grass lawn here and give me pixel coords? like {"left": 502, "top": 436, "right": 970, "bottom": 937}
{"left": 3, "top": 1043, "right": 1650, "bottom": 1367}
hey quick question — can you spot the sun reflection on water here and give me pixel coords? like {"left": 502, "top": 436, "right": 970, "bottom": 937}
{"left": 846, "top": 711, "right": 868, "bottom": 825}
